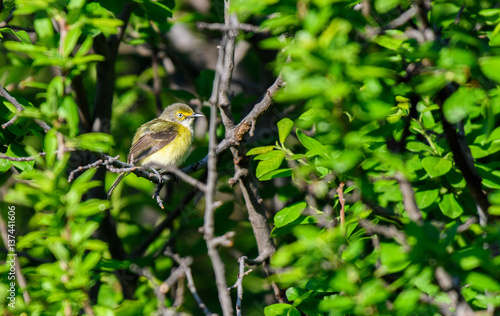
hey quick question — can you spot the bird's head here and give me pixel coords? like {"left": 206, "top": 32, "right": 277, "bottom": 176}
{"left": 159, "top": 103, "right": 204, "bottom": 128}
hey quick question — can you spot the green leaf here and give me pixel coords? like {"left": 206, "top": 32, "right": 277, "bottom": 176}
{"left": 115, "top": 300, "right": 144, "bottom": 316}
{"left": 255, "top": 150, "right": 285, "bottom": 179}
{"left": 0, "top": 157, "right": 12, "bottom": 173}
{"left": 44, "top": 129, "right": 58, "bottom": 168}
{"left": 259, "top": 168, "right": 292, "bottom": 181}
{"left": 375, "top": 0, "right": 400, "bottom": 13}
{"left": 142, "top": 0, "right": 173, "bottom": 22}
{"left": 415, "top": 189, "right": 439, "bottom": 209}
{"left": 375, "top": 34, "right": 404, "bottom": 50}
{"left": 442, "top": 87, "right": 483, "bottom": 124}
{"left": 69, "top": 133, "right": 114, "bottom": 152}
{"left": 278, "top": 118, "right": 294, "bottom": 144}
{"left": 63, "top": 27, "right": 82, "bottom": 57}
{"left": 380, "top": 243, "right": 409, "bottom": 273}
{"left": 274, "top": 202, "right": 307, "bottom": 228}
{"left": 6, "top": 144, "right": 34, "bottom": 172}
{"left": 247, "top": 146, "right": 275, "bottom": 156}
{"left": 296, "top": 130, "right": 322, "bottom": 151}
{"left": 264, "top": 304, "right": 301, "bottom": 316}
{"left": 70, "top": 54, "right": 105, "bottom": 65}
{"left": 439, "top": 194, "right": 464, "bottom": 219}
{"left": 479, "top": 56, "right": 500, "bottom": 82}
{"left": 285, "top": 287, "right": 304, "bottom": 301}
{"left": 81, "top": 252, "right": 101, "bottom": 271}
{"left": 89, "top": 18, "right": 123, "bottom": 36}
{"left": 74, "top": 199, "right": 109, "bottom": 217}
{"left": 58, "top": 96, "right": 79, "bottom": 137}
{"left": 421, "top": 156, "right": 452, "bottom": 177}
{"left": 0, "top": 28, "right": 31, "bottom": 44}
{"left": 407, "top": 141, "right": 434, "bottom": 153}
{"left": 466, "top": 272, "right": 500, "bottom": 292}
{"left": 319, "top": 295, "right": 355, "bottom": 312}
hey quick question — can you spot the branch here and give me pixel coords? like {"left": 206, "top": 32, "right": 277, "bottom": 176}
{"left": 166, "top": 250, "right": 216, "bottom": 316}
{"left": 159, "top": 257, "right": 192, "bottom": 294}
{"left": 436, "top": 86, "right": 490, "bottom": 225}
{"left": 394, "top": 172, "right": 423, "bottom": 224}
{"left": 337, "top": 182, "right": 346, "bottom": 228}
{"left": 203, "top": 4, "right": 280, "bottom": 265}
{"left": 434, "top": 266, "right": 474, "bottom": 315}
{"left": 204, "top": 65, "right": 233, "bottom": 316}
{"left": 0, "top": 84, "right": 51, "bottom": 132}
{"left": 0, "top": 152, "right": 46, "bottom": 162}
{"left": 228, "top": 256, "right": 253, "bottom": 316}
{"left": 164, "top": 166, "right": 207, "bottom": 193}
{"left": 358, "top": 219, "right": 409, "bottom": 251}
{"left": 197, "top": 21, "right": 264, "bottom": 33}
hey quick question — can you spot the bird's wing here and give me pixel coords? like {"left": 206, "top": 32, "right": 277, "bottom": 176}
{"left": 128, "top": 119, "right": 179, "bottom": 164}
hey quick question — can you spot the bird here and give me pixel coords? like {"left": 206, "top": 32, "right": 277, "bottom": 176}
{"left": 107, "top": 103, "right": 204, "bottom": 198}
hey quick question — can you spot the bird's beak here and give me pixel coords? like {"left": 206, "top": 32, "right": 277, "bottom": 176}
{"left": 190, "top": 113, "right": 205, "bottom": 118}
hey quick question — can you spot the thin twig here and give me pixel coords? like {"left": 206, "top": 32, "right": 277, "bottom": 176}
{"left": 159, "top": 257, "right": 192, "bottom": 294}
{"left": 358, "top": 219, "right": 409, "bottom": 251}
{"left": 436, "top": 86, "right": 490, "bottom": 225}
{"left": 165, "top": 251, "right": 216, "bottom": 316}
{"left": 68, "top": 155, "right": 122, "bottom": 182}
{"left": 454, "top": 5, "right": 466, "bottom": 25}
{"left": 337, "top": 182, "right": 346, "bottom": 228}
{"left": 164, "top": 166, "right": 207, "bottom": 192}
{"left": 0, "top": 84, "right": 51, "bottom": 132}
{"left": 0, "top": 152, "right": 46, "bottom": 162}
{"left": 394, "top": 172, "right": 422, "bottom": 224}
{"left": 228, "top": 256, "right": 253, "bottom": 316}
{"left": 197, "top": 21, "right": 264, "bottom": 33}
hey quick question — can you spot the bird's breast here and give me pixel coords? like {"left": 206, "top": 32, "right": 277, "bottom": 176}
{"left": 139, "top": 125, "right": 193, "bottom": 170}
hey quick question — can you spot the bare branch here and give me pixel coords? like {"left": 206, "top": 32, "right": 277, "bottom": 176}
{"left": 0, "top": 84, "right": 51, "bottom": 132}
{"left": 0, "top": 152, "right": 45, "bottom": 162}
{"left": 394, "top": 172, "right": 423, "bottom": 224}
{"left": 228, "top": 256, "right": 253, "bottom": 316}
{"left": 436, "top": 86, "right": 490, "bottom": 225}
{"left": 159, "top": 257, "right": 192, "bottom": 294}
{"left": 68, "top": 155, "right": 123, "bottom": 182}
{"left": 337, "top": 182, "right": 346, "bottom": 228}
{"left": 197, "top": 21, "right": 264, "bottom": 33}
{"left": 204, "top": 70, "right": 233, "bottom": 316}
{"left": 164, "top": 166, "right": 207, "bottom": 192}
{"left": 434, "top": 266, "right": 474, "bottom": 315}
{"left": 165, "top": 251, "right": 216, "bottom": 316}
{"left": 358, "top": 219, "right": 409, "bottom": 251}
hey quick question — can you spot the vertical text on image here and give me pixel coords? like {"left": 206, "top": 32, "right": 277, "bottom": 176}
{"left": 7, "top": 205, "right": 17, "bottom": 309}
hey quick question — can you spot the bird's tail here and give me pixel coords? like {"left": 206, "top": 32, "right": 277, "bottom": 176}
{"left": 107, "top": 172, "right": 127, "bottom": 199}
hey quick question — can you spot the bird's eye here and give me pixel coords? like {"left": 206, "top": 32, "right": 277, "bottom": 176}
{"left": 177, "top": 113, "right": 183, "bottom": 118}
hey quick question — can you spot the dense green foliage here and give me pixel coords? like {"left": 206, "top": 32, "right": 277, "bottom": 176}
{"left": 1, "top": 0, "right": 500, "bottom": 315}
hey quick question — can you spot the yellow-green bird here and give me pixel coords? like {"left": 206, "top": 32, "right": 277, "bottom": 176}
{"left": 108, "top": 103, "right": 204, "bottom": 197}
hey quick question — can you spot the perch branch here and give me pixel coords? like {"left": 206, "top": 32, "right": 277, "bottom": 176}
{"left": 0, "top": 84, "right": 51, "bottom": 132}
